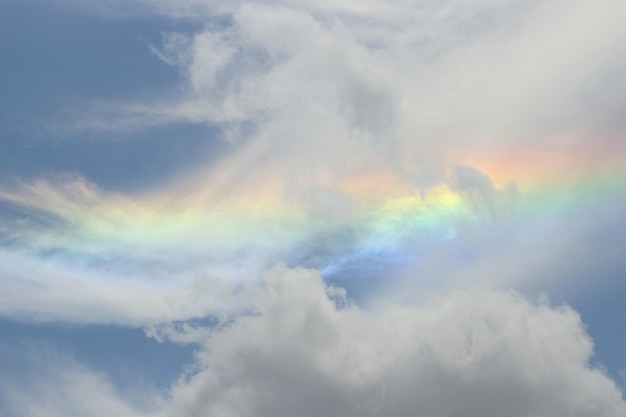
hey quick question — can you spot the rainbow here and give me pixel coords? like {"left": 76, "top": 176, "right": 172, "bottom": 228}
{"left": 1, "top": 138, "right": 625, "bottom": 283}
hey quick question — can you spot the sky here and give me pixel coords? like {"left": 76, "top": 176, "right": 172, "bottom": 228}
{"left": 1, "top": 0, "right": 625, "bottom": 416}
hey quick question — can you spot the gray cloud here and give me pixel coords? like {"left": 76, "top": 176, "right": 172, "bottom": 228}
{"left": 449, "top": 165, "right": 519, "bottom": 221}
{"left": 2, "top": 1, "right": 626, "bottom": 414}
{"left": 161, "top": 264, "right": 625, "bottom": 417}
{"left": 2, "top": 264, "right": 624, "bottom": 416}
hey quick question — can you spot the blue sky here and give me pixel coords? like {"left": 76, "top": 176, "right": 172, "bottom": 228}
{"left": 1, "top": 1, "right": 626, "bottom": 416}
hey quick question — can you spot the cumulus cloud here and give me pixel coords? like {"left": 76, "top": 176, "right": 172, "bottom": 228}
{"left": 2, "top": 1, "right": 626, "bottom": 414}
{"left": 2, "top": 265, "right": 624, "bottom": 416}
{"left": 158, "top": 264, "right": 626, "bottom": 417}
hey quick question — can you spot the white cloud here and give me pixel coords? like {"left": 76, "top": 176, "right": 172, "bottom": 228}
{"left": 159, "top": 264, "right": 626, "bottom": 417}
{"left": 2, "top": 1, "right": 626, "bottom": 412}
{"left": 56, "top": 0, "right": 626, "bottom": 143}
{"left": 3, "top": 0, "right": 626, "bottom": 330}
{"left": 0, "top": 249, "right": 255, "bottom": 325}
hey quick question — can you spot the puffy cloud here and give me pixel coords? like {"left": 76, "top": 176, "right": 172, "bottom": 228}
{"left": 1, "top": 265, "right": 624, "bottom": 416}
{"left": 2, "top": 1, "right": 625, "bottom": 413}
{"left": 160, "top": 264, "right": 625, "bottom": 417}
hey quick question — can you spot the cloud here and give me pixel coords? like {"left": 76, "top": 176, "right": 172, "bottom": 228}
{"left": 1, "top": 265, "right": 624, "bottom": 416}
{"left": 160, "top": 264, "right": 625, "bottom": 417}
{"left": 54, "top": 0, "right": 626, "bottom": 144}
{"left": 2, "top": 0, "right": 626, "bottom": 330}
{"left": 2, "top": 1, "right": 626, "bottom": 412}
{"left": 449, "top": 165, "right": 519, "bottom": 221}
{"left": 0, "top": 251, "right": 246, "bottom": 327}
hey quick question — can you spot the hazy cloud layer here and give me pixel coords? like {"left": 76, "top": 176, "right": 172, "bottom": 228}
{"left": 1, "top": 0, "right": 624, "bottom": 329}
{"left": 59, "top": 0, "right": 626, "bottom": 144}
{"left": 1, "top": 0, "right": 626, "bottom": 415}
